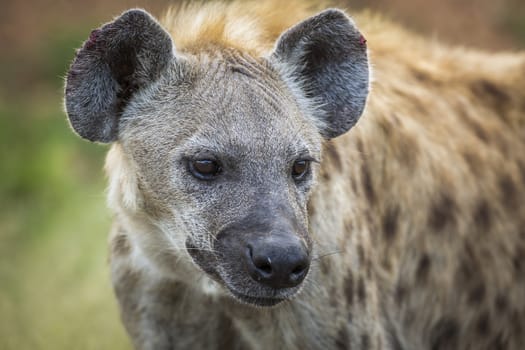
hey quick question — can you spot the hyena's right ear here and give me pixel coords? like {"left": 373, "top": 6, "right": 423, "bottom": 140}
{"left": 65, "top": 9, "right": 174, "bottom": 143}
{"left": 270, "top": 9, "right": 369, "bottom": 139}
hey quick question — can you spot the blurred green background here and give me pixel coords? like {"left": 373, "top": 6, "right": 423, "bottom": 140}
{"left": 0, "top": 0, "right": 523, "bottom": 349}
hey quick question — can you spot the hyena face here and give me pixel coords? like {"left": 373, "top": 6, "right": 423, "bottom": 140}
{"left": 120, "top": 56, "right": 322, "bottom": 305}
{"left": 65, "top": 9, "right": 369, "bottom": 306}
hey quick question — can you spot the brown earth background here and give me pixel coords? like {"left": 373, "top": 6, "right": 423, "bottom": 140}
{"left": 0, "top": 1, "right": 523, "bottom": 349}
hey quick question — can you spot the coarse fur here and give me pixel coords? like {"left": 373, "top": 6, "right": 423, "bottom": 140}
{"left": 65, "top": 0, "right": 525, "bottom": 349}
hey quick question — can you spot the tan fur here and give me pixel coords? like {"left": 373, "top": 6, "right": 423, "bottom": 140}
{"left": 161, "top": 0, "right": 322, "bottom": 54}
{"left": 100, "top": 1, "right": 525, "bottom": 349}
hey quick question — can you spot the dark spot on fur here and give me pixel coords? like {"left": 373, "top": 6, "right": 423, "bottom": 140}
{"left": 217, "top": 313, "right": 240, "bottom": 349}
{"left": 471, "top": 79, "right": 511, "bottom": 117}
{"left": 464, "top": 116, "right": 490, "bottom": 143}
{"left": 344, "top": 273, "right": 354, "bottom": 306}
{"left": 321, "top": 168, "right": 331, "bottom": 181}
{"left": 381, "top": 257, "right": 392, "bottom": 272}
{"left": 416, "top": 254, "right": 431, "bottom": 284}
{"left": 230, "top": 64, "right": 257, "bottom": 79}
{"left": 403, "top": 309, "right": 416, "bottom": 327}
{"left": 467, "top": 284, "right": 486, "bottom": 305}
{"left": 428, "top": 191, "right": 457, "bottom": 232}
{"left": 462, "top": 149, "right": 482, "bottom": 173}
{"left": 377, "top": 117, "right": 392, "bottom": 137}
{"left": 455, "top": 242, "right": 480, "bottom": 285}
{"left": 518, "top": 160, "right": 525, "bottom": 186}
{"left": 357, "top": 244, "right": 365, "bottom": 263}
{"left": 499, "top": 174, "right": 518, "bottom": 210}
{"left": 397, "top": 134, "right": 420, "bottom": 168}
{"left": 335, "top": 327, "right": 350, "bottom": 350}
{"left": 328, "top": 287, "right": 339, "bottom": 308}
{"left": 395, "top": 284, "right": 407, "bottom": 306}
{"left": 388, "top": 326, "right": 405, "bottom": 350}
{"left": 350, "top": 176, "right": 358, "bottom": 193}
{"left": 155, "top": 280, "right": 185, "bottom": 305}
{"left": 356, "top": 138, "right": 364, "bottom": 154}
{"left": 345, "top": 219, "right": 354, "bottom": 233}
{"left": 411, "top": 98, "right": 429, "bottom": 117}
{"left": 429, "top": 318, "right": 459, "bottom": 350}
{"left": 365, "top": 258, "right": 373, "bottom": 279}
{"left": 324, "top": 141, "right": 342, "bottom": 171}
{"left": 513, "top": 246, "right": 525, "bottom": 277}
{"left": 413, "top": 70, "right": 431, "bottom": 82}
{"left": 377, "top": 113, "right": 418, "bottom": 167}
{"left": 320, "top": 258, "right": 331, "bottom": 275}
{"left": 475, "top": 311, "right": 491, "bottom": 335}
{"left": 492, "top": 131, "right": 510, "bottom": 153}
{"left": 361, "top": 162, "right": 376, "bottom": 204}
{"left": 455, "top": 260, "right": 473, "bottom": 285}
{"left": 510, "top": 310, "right": 522, "bottom": 335}
{"left": 361, "top": 333, "right": 370, "bottom": 350}
{"left": 357, "top": 276, "right": 366, "bottom": 303}
{"left": 112, "top": 233, "right": 131, "bottom": 256}
{"left": 383, "top": 206, "right": 400, "bottom": 241}
{"left": 116, "top": 268, "right": 141, "bottom": 293}
{"left": 473, "top": 199, "right": 492, "bottom": 231}
{"left": 494, "top": 294, "right": 509, "bottom": 313}
{"left": 488, "top": 332, "right": 508, "bottom": 349}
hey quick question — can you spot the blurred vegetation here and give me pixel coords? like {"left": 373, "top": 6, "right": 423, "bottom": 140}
{"left": 0, "top": 0, "right": 523, "bottom": 349}
{"left": 0, "top": 23, "right": 129, "bottom": 350}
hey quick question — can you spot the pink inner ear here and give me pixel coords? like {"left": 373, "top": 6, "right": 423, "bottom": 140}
{"left": 359, "top": 34, "right": 367, "bottom": 46}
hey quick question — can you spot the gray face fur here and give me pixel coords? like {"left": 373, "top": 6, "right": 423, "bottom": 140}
{"left": 65, "top": 9, "right": 369, "bottom": 306}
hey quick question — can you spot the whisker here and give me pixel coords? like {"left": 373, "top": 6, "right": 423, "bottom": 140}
{"left": 311, "top": 250, "right": 343, "bottom": 262}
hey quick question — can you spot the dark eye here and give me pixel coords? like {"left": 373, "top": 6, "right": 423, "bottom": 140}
{"left": 189, "top": 159, "right": 221, "bottom": 180}
{"left": 291, "top": 159, "right": 311, "bottom": 181}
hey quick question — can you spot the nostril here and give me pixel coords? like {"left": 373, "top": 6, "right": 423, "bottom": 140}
{"left": 290, "top": 262, "right": 308, "bottom": 281}
{"left": 257, "top": 260, "right": 272, "bottom": 274}
{"left": 253, "top": 256, "right": 273, "bottom": 276}
{"left": 247, "top": 245, "right": 274, "bottom": 278}
{"left": 291, "top": 264, "right": 306, "bottom": 276}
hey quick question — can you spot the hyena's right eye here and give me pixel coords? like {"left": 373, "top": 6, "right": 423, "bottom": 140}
{"left": 189, "top": 159, "right": 222, "bottom": 180}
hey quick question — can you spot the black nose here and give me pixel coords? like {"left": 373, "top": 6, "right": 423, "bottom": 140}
{"left": 246, "top": 235, "right": 310, "bottom": 289}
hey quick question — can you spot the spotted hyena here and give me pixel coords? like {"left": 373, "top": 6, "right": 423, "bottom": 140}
{"left": 64, "top": 0, "right": 525, "bottom": 349}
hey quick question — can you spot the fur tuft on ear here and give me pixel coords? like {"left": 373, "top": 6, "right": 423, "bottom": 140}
{"left": 271, "top": 9, "right": 370, "bottom": 139}
{"left": 65, "top": 9, "right": 174, "bottom": 142}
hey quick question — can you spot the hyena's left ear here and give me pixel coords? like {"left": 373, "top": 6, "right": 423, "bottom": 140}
{"left": 270, "top": 9, "right": 369, "bottom": 139}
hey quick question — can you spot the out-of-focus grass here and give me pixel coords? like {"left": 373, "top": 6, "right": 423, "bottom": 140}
{"left": 503, "top": 2, "right": 525, "bottom": 48}
{"left": 0, "top": 27, "right": 130, "bottom": 350}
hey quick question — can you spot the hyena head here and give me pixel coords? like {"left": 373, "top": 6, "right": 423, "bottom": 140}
{"left": 65, "top": 9, "right": 369, "bottom": 306}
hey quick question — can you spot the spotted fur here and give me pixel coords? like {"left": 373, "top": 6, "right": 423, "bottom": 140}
{"left": 65, "top": 0, "right": 525, "bottom": 349}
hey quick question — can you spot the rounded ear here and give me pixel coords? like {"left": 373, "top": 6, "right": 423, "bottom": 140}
{"left": 271, "top": 9, "right": 370, "bottom": 139}
{"left": 64, "top": 9, "right": 174, "bottom": 143}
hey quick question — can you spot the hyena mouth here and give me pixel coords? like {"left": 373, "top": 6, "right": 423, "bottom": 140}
{"left": 227, "top": 288, "right": 286, "bottom": 307}
{"left": 186, "top": 239, "right": 304, "bottom": 307}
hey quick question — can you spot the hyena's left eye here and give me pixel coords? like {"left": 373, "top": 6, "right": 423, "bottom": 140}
{"left": 189, "top": 159, "right": 222, "bottom": 180}
{"left": 291, "top": 159, "right": 311, "bottom": 181}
